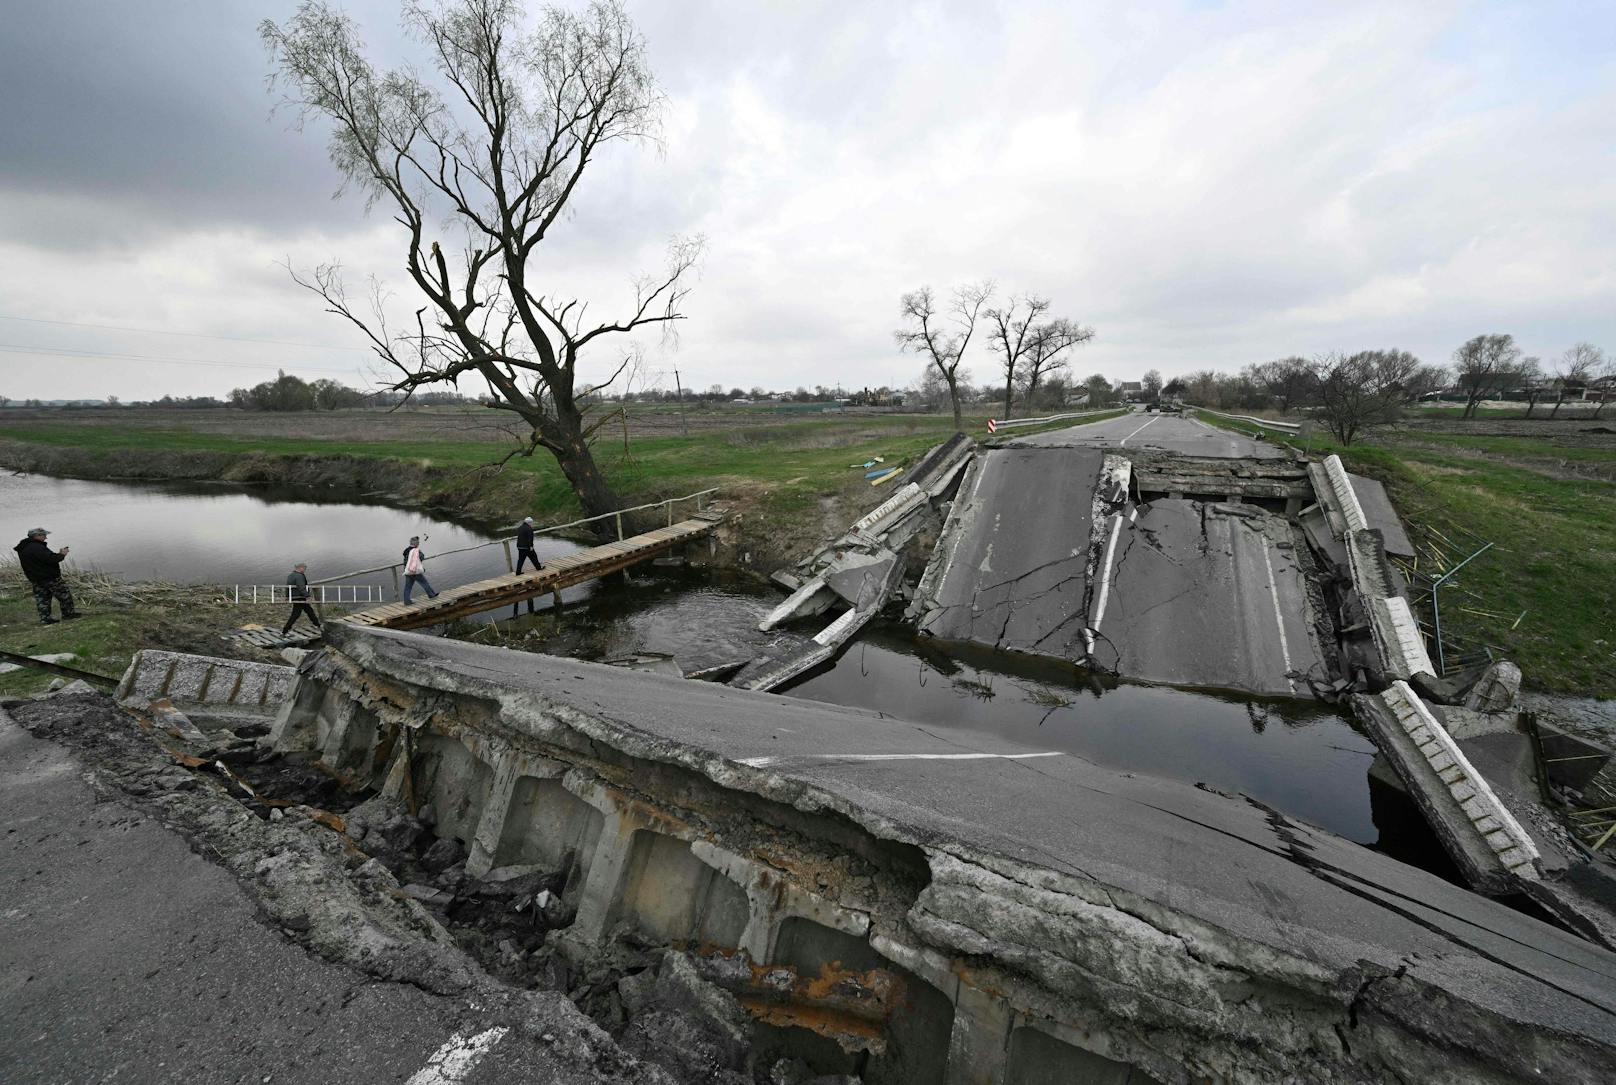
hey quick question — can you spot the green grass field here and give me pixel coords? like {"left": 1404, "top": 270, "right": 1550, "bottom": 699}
{"left": 1194, "top": 410, "right": 1615, "bottom": 695}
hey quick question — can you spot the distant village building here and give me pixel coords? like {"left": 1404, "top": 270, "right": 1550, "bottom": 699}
{"left": 1117, "top": 381, "right": 1145, "bottom": 401}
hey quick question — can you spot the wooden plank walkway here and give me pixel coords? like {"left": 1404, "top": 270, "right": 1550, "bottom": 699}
{"left": 340, "top": 516, "right": 723, "bottom": 632}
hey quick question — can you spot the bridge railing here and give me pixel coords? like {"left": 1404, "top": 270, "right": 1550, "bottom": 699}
{"left": 308, "top": 486, "right": 722, "bottom": 592}
{"left": 225, "top": 583, "right": 388, "bottom": 606}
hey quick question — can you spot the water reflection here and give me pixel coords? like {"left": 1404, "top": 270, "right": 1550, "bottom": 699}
{"left": 0, "top": 473, "right": 586, "bottom": 606}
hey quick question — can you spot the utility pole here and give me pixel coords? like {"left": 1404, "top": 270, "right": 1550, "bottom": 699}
{"left": 673, "top": 368, "right": 688, "bottom": 436}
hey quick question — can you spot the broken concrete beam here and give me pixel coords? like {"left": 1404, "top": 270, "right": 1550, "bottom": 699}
{"left": 1355, "top": 681, "right": 1540, "bottom": 892}
{"left": 269, "top": 627, "right": 1616, "bottom": 1083}
{"left": 1323, "top": 454, "right": 1369, "bottom": 534}
{"left": 1368, "top": 595, "right": 1437, "bottom": 682}
{"left": 847, "top": 482, "right": 926, "bottom": 540}
{"left": 116, "top": 649, "right": 295, "bottom": 726}
{"left": 758, "top": 575, "right": 835, "bottom": 631}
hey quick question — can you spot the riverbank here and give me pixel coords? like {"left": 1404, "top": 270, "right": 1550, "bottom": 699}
{"left": 0, "top": 566, "right": 275, "bottom": 696}
{"left": 0, "top": 408, "right": 1124, "bottom": 567}
{"left": 1192, "top": 409, "right": 1616, "bottom": 696}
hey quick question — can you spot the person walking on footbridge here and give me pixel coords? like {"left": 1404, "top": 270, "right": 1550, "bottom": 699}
{"left": 13, "top": 527, "right": 80, "bottom": 626}
{"left": 515, "top": 516, "right": 542, "bottom": 574}
{"left": 402, "top": 536, "right": 440, "bottom": 606}
{"left": 281, "top": 562, "right": 321, "bottom": 637}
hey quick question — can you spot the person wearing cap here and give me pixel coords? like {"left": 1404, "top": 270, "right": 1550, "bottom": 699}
{"left": 281, "top": 562, "right": 321, "bottom": 636}
{"left": 13, "top": 528, "right": 80, "bottom": 625}
{"left": 401, "top": 535, "right": 439, "bottom": 605}
{"left": 515, "top": 516, "right": 541, "bottom": 574}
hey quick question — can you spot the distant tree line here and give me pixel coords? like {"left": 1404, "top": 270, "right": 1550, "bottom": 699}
{"left": 1172, "top": 335, "right": 1611, "bottom": 444}
{"left": 224, "top": 371, "right": 475, "bottom": 411}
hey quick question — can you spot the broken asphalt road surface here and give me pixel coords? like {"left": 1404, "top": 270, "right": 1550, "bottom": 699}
{"left": 1091, "top": 498, "right": 1329, "bottom": 694}
{"left": 0, "top": 708, "right": 659, "bottom": 1085}
{"left": 1015, "top": 409, "right": 1284, "bottom": 458}
{"left": 916, "top": 445, "right": 1101, "bottom": 656}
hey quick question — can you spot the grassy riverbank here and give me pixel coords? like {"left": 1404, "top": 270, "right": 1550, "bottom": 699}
{"left": 1194, "top": 410, "right": 1616, "bottom": 695}
{"left": 0, "top": 568, "right": 263, "bottom": 697}
{"left": 0, "top": 408, "right": 1122, "bottom": 562}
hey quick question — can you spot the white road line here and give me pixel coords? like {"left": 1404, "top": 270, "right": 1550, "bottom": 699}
{"left": 737, "top": 752, "right": 1062, "bottom": 768}
{"left": 1083, "top": 507, "right": 1133, "bottom": 655}
{"left": 1119, "top": 415, "right": 1159, "bottom": 446}
{"left": 407, "top": 1027, "right": 509, "bottom": 1085}
{"left": 1259, "top": 539, "right": 1296, "bottom": 693}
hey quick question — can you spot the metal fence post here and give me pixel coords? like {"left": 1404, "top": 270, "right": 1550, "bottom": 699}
{"left": 502, "top": 539, "right": 513, "bottom": 572}
{"left": 1429, "top": 541, "right": 1494, "bottom": 676}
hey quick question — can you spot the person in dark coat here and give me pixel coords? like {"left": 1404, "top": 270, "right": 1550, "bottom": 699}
{"left": 281, "top": 562, "right": 321, "bottom": 636}
{"left": 13, "top": 527, "right": 79, "bottom": 625}
{"left": 515, "top": 516, "right": 541, "bottom": 573}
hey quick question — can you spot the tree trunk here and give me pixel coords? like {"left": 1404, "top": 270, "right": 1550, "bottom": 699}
{"left": 947, "top": 375, "right": 963, "bottom": 432}
{"left": 1524, "top": 394, "right": 1537, "bottom": 418}
{"left": 1003, "top": 377, "right": 1014, "bottom": 421}
{"left": 1551, "top": 391, "right": 1565, "bottom": 418}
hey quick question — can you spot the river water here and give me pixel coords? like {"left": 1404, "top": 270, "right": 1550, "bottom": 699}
{"left": 1, "top": 472, "right": 587, "bottom": 605}
{"left": 4, "top": 472, "right": 1424, "bottom": 855}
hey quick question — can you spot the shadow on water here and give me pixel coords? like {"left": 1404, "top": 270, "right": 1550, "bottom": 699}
{"left": 503, "top": 566, "right": 1454, "bottom": 868}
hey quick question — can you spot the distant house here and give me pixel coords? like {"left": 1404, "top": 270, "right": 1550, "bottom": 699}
{"left": 1117, "top": 381, "right": 1144, "bottom": 401}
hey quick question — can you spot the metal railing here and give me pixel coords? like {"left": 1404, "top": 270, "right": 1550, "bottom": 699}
{"left": 308, "top": 487, "right": 722, "bottom": 593}
{"left": 227, "top": 584, "right": 388, "bottom": 606}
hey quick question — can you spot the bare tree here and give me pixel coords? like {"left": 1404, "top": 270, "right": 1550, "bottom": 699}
{"left": 985, "top": 294, "right": 1048, "bottom": 420}
{"left": 895, "top": 282, "right": 993, "bottom": 429}
{"left": 1452, "top": 334, "right": 1524, "bottom": 420}
{"left": 1310, "top": 350, "right": 1420, "bottom": 445}
{"left": 1141, "top": 369, "right": 1163, "bottom": 402}
{"left": 1019, "top": 319, "right": 1094, "bottom": 409}
{"left": 261, "top": 0, "right": 702, "bottom": 524}
{"left": 1517, "top": 357, "right": 1545, "bottom": 418}
{"left": 1550, "top": 342, "right": 1604, "bottom": 418}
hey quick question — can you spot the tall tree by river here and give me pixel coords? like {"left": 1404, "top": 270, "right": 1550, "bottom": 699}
{"left": 261, "top": 0, "right": 701, "bottom": 524}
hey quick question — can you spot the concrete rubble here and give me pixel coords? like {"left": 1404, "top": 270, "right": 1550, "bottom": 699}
{"left": 730, "top": 435, "right": 973, "bottom": 692}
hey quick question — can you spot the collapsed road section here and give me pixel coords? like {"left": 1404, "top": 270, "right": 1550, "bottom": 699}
{"left": 251, "top": 623, "right": 1616, "bottom": 1084}
{"left": 908, "top": 443, "right": 1334, "bottom": 696}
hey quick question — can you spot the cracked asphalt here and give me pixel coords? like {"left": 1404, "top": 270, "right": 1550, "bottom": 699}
{"left": 0, "top": 709, "right": 641, "bottom": 1085}
{"left": 915, "top": 445, "right": 1103, "bottom": 655}
{"left": 331, "top": 628, "right": 1616, "bottom": 1053}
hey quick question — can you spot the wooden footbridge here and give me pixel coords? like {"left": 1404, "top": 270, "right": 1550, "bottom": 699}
{"left": 340, "top": 512, "right": 725, "bottom": 631}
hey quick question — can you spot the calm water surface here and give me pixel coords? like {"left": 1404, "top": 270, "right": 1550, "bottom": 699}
{"left": 1, "top": 472, "right": 585, "bottom": 604}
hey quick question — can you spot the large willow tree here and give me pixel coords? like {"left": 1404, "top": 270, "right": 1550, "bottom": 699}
{"left": 262, "top": 0, "right": 700, "bottom": 521}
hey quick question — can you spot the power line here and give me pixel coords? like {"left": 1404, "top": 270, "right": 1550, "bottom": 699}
{"left": 0, "top": 342, "right": 365, "bottom": 375}
{"left": 0, "top": 313, "right": 370, "bottom": 352}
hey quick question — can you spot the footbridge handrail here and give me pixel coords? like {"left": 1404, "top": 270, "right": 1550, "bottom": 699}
{"left": 309, "top": 486, "right": 722, "bottom": 586}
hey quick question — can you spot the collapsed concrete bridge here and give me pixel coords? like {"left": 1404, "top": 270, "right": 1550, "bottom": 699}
{"left": 258, "top": 624, "right": 1616, "bottom": 1084}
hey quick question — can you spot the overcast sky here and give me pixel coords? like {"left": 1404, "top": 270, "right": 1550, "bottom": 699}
{"left": 1, "top": 0, "right": 1612, "bottom": 402}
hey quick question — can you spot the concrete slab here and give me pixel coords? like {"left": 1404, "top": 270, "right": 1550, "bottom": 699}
{"left": 319, "top": 626, "right": 1616, "bottom": 1071}
{"left": 916, "top": 446, "right": 1103, "bottom": 658}
{"left": 1096, "top": 500, "right": 1329, "bottom": 695}
{"left": 1349, "top": 473, "right": 1416, "bottom": 558}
